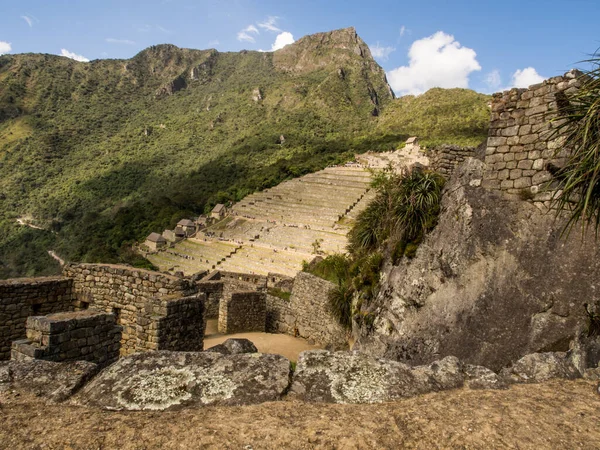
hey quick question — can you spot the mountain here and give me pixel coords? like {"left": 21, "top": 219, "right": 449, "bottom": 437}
{"left": 0, "top": 27, "right": 489, "bottom": 279}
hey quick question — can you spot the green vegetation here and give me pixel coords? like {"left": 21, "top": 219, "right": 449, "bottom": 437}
{"left": 306, "top": 168, "right": 445, "bottom": 329}
{"left": 0, "top": 33, "right": 488, "bottom": 279}
{"left": 376, "top": 88, "right": 491, "bottom": 147}
{"left": 267, "top": 287, "right": 291, "bottom": 301}
{"left": 549, "top": 54, "right": 600, "bottom": 235}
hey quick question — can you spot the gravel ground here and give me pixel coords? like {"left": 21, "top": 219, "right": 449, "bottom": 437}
{"left": 1, "top": 380, "right": 599, "bottom": 449}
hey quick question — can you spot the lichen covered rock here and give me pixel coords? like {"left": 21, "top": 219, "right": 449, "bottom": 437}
{"left": 74, "top": 351, "right": 290, "bottom": 410}
{"left": 0, "top": 359, "right": 99, "bottom": 402}
{"left": 500, "top": 352, "right": 581, "bottom": 383}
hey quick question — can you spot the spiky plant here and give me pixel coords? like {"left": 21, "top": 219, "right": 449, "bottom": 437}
{"left": 550, "top": 53, "right": 600, "bottom": 235}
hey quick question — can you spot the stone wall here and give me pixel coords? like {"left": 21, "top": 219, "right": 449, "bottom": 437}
{"left": 217, "top": 271, "right": 268, "bottom": 288}
{"left": 136, "top": 294, "right": 206, "bottom": 352}
{"left": 11, "top": 310, "right": 121, "bottom": 365}
{"left": 63, "top": 263, "right": 197, "bottom": 355}
{"left": 267, "top": 272, "right": 348, "bottom": 349}
{"left": 267, "top": 273, "right": 294, "bottom": 292}
{"left": 218, "top": 291, "right": 266, "bottom": 334}
{"left": 429, "top": 145, "right": 477, "bottom": 177}
{"left": 196, "top": 280, "right": 223, "bottom": 318}
{"left": 0, "top": 277, "right": 74, "bottom": 360}
{"left": 482, "top": 70, "right": 580, "bottom": 204}
{"left": 266, "top": 294, "right": 294, "bottom": 334}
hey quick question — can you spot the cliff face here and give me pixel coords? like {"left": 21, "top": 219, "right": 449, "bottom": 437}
{"left": 356, "top": 158, "right": 600, "bottom": 371}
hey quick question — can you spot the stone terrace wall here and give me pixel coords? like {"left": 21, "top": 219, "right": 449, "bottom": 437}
{"left": 482, "top": 70, "right": 580, "bottom": 203}
{"left": 269, "top": 272, "right": 348, "bottom": 349}
{"left": 0, "top": 277, "right": 74, "bottom": 360}
{"left": 63, "top": 264, "right": 196, "bottom": 355}
{"left": 218, "top": 291, "right": 266, "bottom": 334}
{"left": 429, "top": 145, "right": 477, "bottom": 177}
{"left": 11, "top": 310, "right": 121, "bottom": 365}
{"left": 136, "top": 294, "right": 206, "bottom": 352}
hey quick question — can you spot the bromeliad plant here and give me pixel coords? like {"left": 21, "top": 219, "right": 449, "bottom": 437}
{"left": 549, "top": 53, "right": 600, "bottom": 236}
{"left": 307, "top": 167, "right": 445, "bottom": 329}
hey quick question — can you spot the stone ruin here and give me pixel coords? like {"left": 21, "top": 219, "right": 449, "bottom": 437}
{"left": 482, "top": 70, "right": 581, "bottom": 205}
{"left": 12, "top": 310, "right": 121, "bottom": 365}
{"left": 0, "top": 261, "right": 350, "bottom": 368}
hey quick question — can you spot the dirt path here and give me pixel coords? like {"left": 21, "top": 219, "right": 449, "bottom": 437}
{"left": 204, "top": 319, "right": 321, "bottom": 361}
{"left": 1, "top": 380, "right": 599, "bottom": 449}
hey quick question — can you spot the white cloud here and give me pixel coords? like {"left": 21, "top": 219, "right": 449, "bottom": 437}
{"left": 237, "top": 25, "right": 259, "bottom": 43}
{"left": 512, "top": 67, "right": 545, "bottom": 88}
{"left": 208, "top": 39, "right": 219, "bottom": 47}
{"left": 484, "top": 69, "right": 502, "bottom": 91}
{"left": 60, "top": 48, "right": 89, "bottom": 62}
{"left": 0, "top": 41, "right": 11, "bottom": 55}
{"left": 387, "top": 31, "right": 481, "bottom": 96}
{"left": 258, "top": 16, "right": 281, "bottom": 33}
{"left": 21, "top": 15, "right": 33, "bottom": 27}
{"left": 270, "top": 31, "right": 294, "bottom": 51}
{"left": 400, "top": 26, "right": 406, "bottom": 37}
{"left": 370, "top": 42, "right": 395, "bottom": 61}
{"left": 106, "top": 38, "right": 136, "bottom": 45}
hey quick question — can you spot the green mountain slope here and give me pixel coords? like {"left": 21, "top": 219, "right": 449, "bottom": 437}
{"left": 0, "top": 27, "right": 490, "bottom": 278}
{"left": 376, "top": 87, "right": 491, "bottom": 147}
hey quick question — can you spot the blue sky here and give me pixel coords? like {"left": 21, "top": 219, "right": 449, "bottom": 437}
{"left": 1, "top": 0, "right": 599, "bottom": 95}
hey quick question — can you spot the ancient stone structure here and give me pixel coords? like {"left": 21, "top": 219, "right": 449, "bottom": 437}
{"left": 429, "top": 145, "right": 477, "bottom": 177}
{"left": 63, "top": 263, "right": 200, "bottom": 355}
{"left": 218, "top": 291, "right": 266, "bottom": 334}
{"left": 11, "top": 310, "right": 121, "bottom": 365}
{"left": 1, "top": 264, "right": 206, "bottom": 362}
{"left": 0, "top": 277, "right": 74, "bottom": 360}
{"left": 482, "top": 70, "right": 580, "bottom": 203}
{"left": 266, "top": 272, "right": 348, "bottom": 349}
{"left": 196, "top": 279, "right": 224, "bottom": 318}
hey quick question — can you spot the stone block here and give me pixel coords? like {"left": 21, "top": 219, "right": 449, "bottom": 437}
{"left": 514, "top": 177, "right": 532, "bottom": 189}
{"left": 509, "top": 169, "right": 522, "bottom": 180}
{"left": 517, "top": 160, "right": 533, "bottom": 170}
{"left": 502, "top": 126, "right": 519, "bottom": 137}
{"left": 488, "top": 136, "right": 507, "bottom": 146}
{"left": 532, "top": 159, "right": 545, "bottom": 170}
{"left": 500, "top": 180, "right": 514, "bottom": 189}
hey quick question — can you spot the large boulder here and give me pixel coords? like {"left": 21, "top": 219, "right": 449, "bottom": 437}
{"left": 356, "top": 158, "right": 600, "bottom": 371}
{"left": 500, "top": 352, "right": 581, "bottom": 383}
{"left": 205, "top": 338, "right": 258, "bottom": 355}
{"left": 290, "top": 351, "right": 503, "bottom": 404}
{"left": 0, "top": 359, "right": 98, "bottom": 402}
{"left": 73, "top": 351, "right": 290, "bottom": 410}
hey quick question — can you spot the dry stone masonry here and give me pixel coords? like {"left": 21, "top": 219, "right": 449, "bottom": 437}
{"left": 0, "top": 277, "right": 74, "bottom": 359}
{"left": 482, "top": 70, "right": 580, "bottom": 204}
{"left": 218, "top": 291, "right": 266, "bottom": 334}
{"left": 63, "top": 263, "right": 197, "bottom": 355}
{"left": 430, "top": 145, "right": 477, "bottom": 178}
{"left": 11, "top": 310, "right": 121, "bottom": 365}
{"left": 267, "top": 272, "right": 348, "bottom": 349}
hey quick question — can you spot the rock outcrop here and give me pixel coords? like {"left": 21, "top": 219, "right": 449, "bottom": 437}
{"left": 501, "top": 352, "right": 581, "bottom": 383}
{"left": 356, "top": 157, "right": 600, "bottom": 371}
{"left": 74, "top": 351, "right": 290, "bottom": 410}
{"left": 289, "top": 350, "right": 505, "bottom": 404}
{"left": 0, "top": 359, "right": 99, "bottom": 402}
